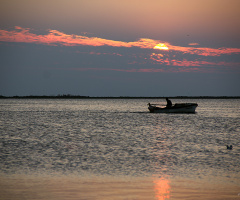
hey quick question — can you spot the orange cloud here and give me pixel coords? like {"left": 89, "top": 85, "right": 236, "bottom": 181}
{"left": 1, "top": 26, "right": 239, "bottom": 61}
{"left": 168, "top": 44, "right": 240, "bottom": 56}
{"left": 76, "top": 51, "right": 122, "bottom": 56}
{"left": 150, "top": 53, "right": 240, "bottom": 67}
{"left": 188, "top": 43, "right": 199, "bottom": 46}
{"left": 0, "top": 26, "right": 159, "bottom": 49}
{"left": 66, "top": 67, "right": 212, "bottom": 73}
{"left": 79, "top": 68, "right": 169, "bottom": 73}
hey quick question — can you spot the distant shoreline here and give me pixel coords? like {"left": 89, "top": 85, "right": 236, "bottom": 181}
{"left": 0, "top": 95, "right": 240, "bottom": 99}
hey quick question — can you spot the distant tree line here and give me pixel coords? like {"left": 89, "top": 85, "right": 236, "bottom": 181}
{"left": 0, "top": 94, "right": 90, "bottom": 99}
{"left": 0, "top": 95, "right": 240, "bottom": 99}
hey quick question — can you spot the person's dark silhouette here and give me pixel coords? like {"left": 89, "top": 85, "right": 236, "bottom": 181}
{"left": 166, "top": 98, "right": 172, "bottom": 108}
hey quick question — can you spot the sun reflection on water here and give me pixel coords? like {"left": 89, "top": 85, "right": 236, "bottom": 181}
{"left": 153, "top": 177, "right": 170, "bottom": 200}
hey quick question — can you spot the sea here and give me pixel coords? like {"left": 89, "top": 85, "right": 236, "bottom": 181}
{"left": 0, "top": 98, "right": 239, "bottom": 200}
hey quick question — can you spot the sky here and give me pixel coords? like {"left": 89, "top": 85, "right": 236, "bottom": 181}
{"left": 0, "top": 0, "right": 240, "bottom": 97}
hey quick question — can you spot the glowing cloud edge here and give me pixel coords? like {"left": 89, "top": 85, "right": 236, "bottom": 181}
{"left": 0, "top": 26, "right": 240, "bottom": 57}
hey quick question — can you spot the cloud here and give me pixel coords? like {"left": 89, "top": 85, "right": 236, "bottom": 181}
{"left": 1, "top": 27, "right": 240, "bottom": 57}
{"left": 188, "top": 43, "right": 199, "bottom": 46}
{"left": 63, "top": 67, "right": 214, "bottom": 73}
{"left": 149, "top": 53, "right": 239, "bottom": 67}
{"left": 0, "top": 26, "right": 159, "bottom": 49}
{"left": 65, "top": 67, "right": 168, "bottom": 73}
{"left": 1, "top": 27, "right": 240, "bottom": 73}
{"left": 76, "top": 51, "right": 123, "bottom": 56}
{"left": 168, "top": 44, "right": 240, "bottom": 56}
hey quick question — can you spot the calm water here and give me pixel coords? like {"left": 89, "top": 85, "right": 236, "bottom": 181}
{"left": 0, "top": 99, "right": 240, "bottom": 199}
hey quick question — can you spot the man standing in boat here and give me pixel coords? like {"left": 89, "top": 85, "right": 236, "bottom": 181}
{"left": 166, "top": 98, "right": 172, "bottom": 108}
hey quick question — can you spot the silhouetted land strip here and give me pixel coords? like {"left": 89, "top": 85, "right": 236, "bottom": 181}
{"left": 0, "top": 95, "right": 240, "bottom": 99}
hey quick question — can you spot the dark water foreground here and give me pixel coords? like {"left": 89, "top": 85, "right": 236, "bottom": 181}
{"left": 1, "top": 174, "right": 239, "bottom": 200}
{"left": 0, "top": 99, "right": 239, "bottom": 199}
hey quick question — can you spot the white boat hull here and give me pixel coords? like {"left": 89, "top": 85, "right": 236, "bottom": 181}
{"left": 148, "top": 103, "right": 198, "bottom": 113}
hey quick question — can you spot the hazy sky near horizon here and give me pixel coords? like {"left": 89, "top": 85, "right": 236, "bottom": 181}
{"left": 1, "top": 0, "right": 240, "bottom": 96}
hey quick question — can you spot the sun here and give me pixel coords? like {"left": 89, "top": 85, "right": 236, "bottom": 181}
{"left": 154, "top": 43, "right": 169, "bottom": 50}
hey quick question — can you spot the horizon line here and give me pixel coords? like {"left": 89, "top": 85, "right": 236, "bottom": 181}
{"left": 0, "top": 95, "right": 240, "bottom": 99}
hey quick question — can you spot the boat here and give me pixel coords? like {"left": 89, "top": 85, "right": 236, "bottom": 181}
{"left": 148, "top": 103, "right": 198, "bottom": 113}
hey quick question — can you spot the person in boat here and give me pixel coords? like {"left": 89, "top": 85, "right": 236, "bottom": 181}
{"left": 166, "top": 98, "right": 172, "bottom": 108}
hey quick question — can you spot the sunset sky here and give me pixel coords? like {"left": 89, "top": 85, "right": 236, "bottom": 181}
{"left": 1, "top": 0, "right": 240, "bottom": 96}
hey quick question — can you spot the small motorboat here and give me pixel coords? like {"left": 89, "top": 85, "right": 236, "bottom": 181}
{"left": 148, "top": 102, "right": 198, "bottom": 113}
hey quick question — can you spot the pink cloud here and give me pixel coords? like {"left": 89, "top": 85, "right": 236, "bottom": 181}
{"left": 188, "top": 43, "right": 199, "bottom": 46}
{"left": 64, "top": 67, "right": 212, "bottom": 73}
{"left": 1, "top": 27, "right": 239, "bottom": 57}
{"left": 168, "top": 44, "right": 240, "bottom": 56}
{"left": 1, "top": 27, "right": 240, "bottom": 73}
{"left": 0, "top": 26, "right": 159, "bottom": 49}
{"left": 150, "top": 53, "right": 240, "bottom": 67}
{"left": 76, "top": 51, "right": 122, "bottom": 56}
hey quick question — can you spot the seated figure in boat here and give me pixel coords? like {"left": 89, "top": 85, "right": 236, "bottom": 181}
{"left": 166, "top": 98, "right": 172, "bottom": 108}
